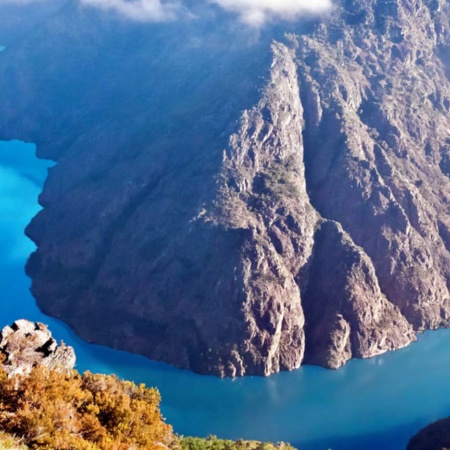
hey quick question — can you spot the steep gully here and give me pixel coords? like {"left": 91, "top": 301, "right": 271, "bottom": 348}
{"left": 210, "top": 40, "right": 415, "bottom": 375}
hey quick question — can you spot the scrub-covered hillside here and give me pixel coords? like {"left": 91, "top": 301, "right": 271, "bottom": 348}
{"left": 0, "top": 320, "right": 294, "bottom": 450}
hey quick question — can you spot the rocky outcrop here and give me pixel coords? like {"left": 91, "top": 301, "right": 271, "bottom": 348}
{"left": 0, "top": 320, "right": 76, "bottom": 376}
{"left": 0, "top": 0, "right": 449, "bottom": 376}
{"left": 408, "top": 417, "right": 450, "bottom": 450}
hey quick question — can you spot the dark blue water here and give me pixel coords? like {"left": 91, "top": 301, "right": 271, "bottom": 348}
{"left": 1, "top": 139, "right": 450, "bottom": 450}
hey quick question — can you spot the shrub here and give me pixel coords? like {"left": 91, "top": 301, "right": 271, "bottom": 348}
{"left": 180, "top": 435, "right": 297, "bottom": 450}
{"left": 0, "top": 365, "right": 178, "bottom": 450}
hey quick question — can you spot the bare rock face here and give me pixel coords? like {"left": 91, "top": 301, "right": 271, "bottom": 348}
{"left": 0, "top": 320, "right": 76, "bottom": 377}
{"left": 297, "top": 0, "right": 450, "bottom": 333}
{"left": 302, "top": 220, "right": 414, "bottom": 368}
{"left": 0, "top": 0, "right": 450, "bottom": 376}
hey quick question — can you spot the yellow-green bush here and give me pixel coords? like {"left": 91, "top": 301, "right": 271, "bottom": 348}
{"left": 0, "top": 361, "right": 298, "bottom": 450}
{"left": 0, "top": 364, "right": 178, "bottom": 450}
{"left": 0, "top": 431, "right": 28, "bottom": 449}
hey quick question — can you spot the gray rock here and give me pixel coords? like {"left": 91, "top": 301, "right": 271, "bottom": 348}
{"left": 0, "top": 320, "right": 76, "bottom": 377}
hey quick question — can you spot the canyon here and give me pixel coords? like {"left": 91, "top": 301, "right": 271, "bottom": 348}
{"left": 0, "top": 0, "right": 449, "bottom": 377}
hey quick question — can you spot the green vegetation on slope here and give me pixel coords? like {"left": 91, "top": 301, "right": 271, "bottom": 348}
{"left": 181, "top": 436, "right": 295, "bottom": 450}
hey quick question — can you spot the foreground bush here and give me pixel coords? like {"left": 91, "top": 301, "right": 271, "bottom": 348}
{"left": 0, "top": 364, "right": 178, "bottom": 450}
{"left": 0, "top": 361, "right": 298, "bottom": 450}
{"left": 0, "top": 431, "right": 28, "bottom": 449}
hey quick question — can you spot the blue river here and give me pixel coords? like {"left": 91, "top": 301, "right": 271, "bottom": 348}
{"left": 1, "top": 140, "right": 450, "bottom": 450}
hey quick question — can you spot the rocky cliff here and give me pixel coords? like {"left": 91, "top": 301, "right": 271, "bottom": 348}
{"left": 0, "top": 0, "right": 449, "bottom": 376}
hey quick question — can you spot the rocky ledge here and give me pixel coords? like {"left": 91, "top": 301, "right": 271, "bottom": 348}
{"left": 0, "top": 320, "right": 76, "bottom": 377}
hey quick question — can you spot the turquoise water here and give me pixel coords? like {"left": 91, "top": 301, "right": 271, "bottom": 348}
{"left": 2, "top": 139, "right": 450, "bottom": 450}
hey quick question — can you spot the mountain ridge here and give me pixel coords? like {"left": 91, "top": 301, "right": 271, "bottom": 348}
{"left": 0, "top": 0, "right": 450, "bottom": 376}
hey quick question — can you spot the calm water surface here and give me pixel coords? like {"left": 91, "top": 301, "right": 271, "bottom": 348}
{"left": 1, "top": 139, "right": 450, "bottom": 450}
